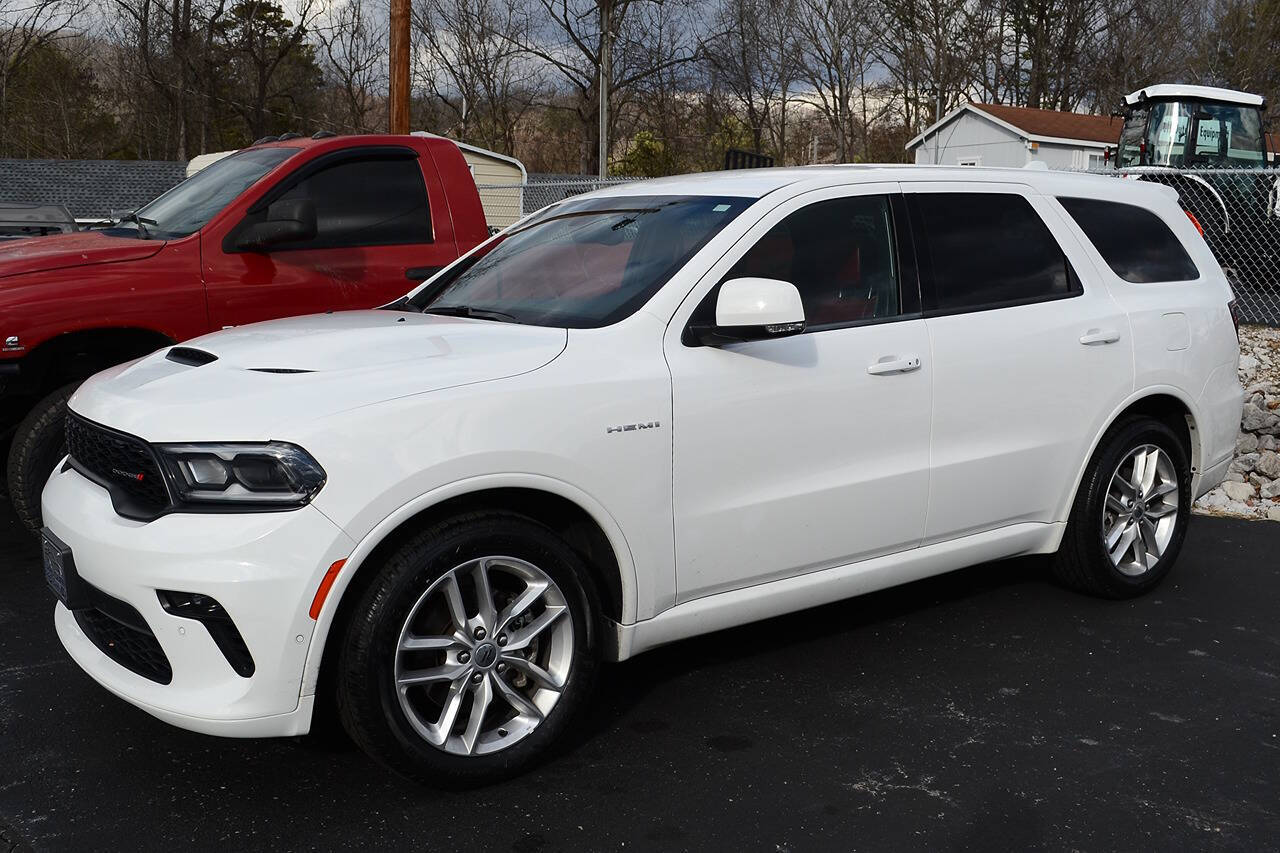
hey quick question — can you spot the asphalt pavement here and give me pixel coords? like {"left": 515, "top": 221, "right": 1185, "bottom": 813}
{"left": 1, "top": 504, "right": 1278, "bottom": 851}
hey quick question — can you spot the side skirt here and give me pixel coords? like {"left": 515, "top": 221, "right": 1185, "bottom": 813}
{"left": 604, "top": 521, "right": 1064, "bottom": 662}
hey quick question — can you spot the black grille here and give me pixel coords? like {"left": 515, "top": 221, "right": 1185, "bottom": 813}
{"left": 66, "top": 414, "right": 170, "bottom": 517}
{"left": 74, "top": 605, "right": 173, "bottom": 684}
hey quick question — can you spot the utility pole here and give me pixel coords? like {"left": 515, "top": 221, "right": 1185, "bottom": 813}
{"left": 598, "top": 0, "right": 611, "bottom": 179}
{"left": 389, "top": 0, "right": 411, "bottom": 134}
{"left": 931, "top": 86, "right": 943, "bottom": 164}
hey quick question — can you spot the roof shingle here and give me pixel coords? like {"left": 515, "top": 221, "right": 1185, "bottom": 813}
{"left": 0, "top": 159, "right": 186, "bottom": 219}
{"left": 969, "top": 103, "right": 1124, "bottom": 145}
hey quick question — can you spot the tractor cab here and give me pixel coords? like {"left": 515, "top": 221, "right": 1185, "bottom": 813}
{"left": 1115, "top": 84, "right": 1268, "bottom": 169}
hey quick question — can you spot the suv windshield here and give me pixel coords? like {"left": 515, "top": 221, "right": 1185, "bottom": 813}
{"left": 409, "top": 195, "right": 751, "bottom": 328}
{"left": 104, "top": 147, "right": 298, "bottom": 239}
{"left": 1118, "top": 100, "right": 1266, "bottom": 167}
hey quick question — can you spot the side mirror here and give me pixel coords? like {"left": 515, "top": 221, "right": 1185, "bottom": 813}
{"left": 689, "top": 277, "right": 806, "bottom": 346}
{"left": 235, "top": 198, "right": 318, "bottom": 252}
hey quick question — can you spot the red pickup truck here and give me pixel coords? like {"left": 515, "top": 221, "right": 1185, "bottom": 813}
{"left": 0, "top": 133, "right": 490, "bottom": 531}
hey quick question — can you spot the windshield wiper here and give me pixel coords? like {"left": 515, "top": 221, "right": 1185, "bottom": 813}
{"left": 117, "top": 210, "right": 159, "bottom": 239}
{"left": 422, "top": 305, "right": 518, "bottom": 322}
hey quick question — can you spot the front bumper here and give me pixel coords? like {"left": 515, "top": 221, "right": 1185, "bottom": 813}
{"left": 44, "top": 461, "right": 356, "bottom": 737}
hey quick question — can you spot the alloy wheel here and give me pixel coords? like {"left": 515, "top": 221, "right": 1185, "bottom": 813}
{"left": 393, "top": 556, "right": 574, "bottom": 756}
{"left": 1102, "top": 444, "right": 1180, "bottom": 577}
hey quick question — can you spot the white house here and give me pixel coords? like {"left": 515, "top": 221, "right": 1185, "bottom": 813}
{"left": 906, "top": 102, "right": 1124, "bottom": 170}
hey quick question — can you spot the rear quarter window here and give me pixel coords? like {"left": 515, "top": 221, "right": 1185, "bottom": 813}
{"left": 1057, "top": 196, "right": 1200, "bottom": 283}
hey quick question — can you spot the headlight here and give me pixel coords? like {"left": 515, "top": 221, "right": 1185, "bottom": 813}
{"left": 154, "top": 442, "right": 326, "bottom": 509}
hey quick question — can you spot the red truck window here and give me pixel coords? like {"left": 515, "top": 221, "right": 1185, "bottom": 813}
{"left": 258, "top": 156, "right": 432, "bottom": 250}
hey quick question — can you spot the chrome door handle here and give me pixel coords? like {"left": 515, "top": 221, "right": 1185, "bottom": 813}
{"left": 867, "top": 355, "right": 922, "bottom": 375}
{"left": 1079, "top": 328, "right": 1121, "bottom": 346}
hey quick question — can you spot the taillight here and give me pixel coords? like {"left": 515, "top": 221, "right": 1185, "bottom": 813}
{"left": 1228, "top": 298, "right": 1241, "bottom": 339}
{"left": 1185, "top": 210, "right": 1205, "bottom": 236}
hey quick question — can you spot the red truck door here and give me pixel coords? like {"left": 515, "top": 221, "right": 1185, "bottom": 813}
{"left": 202, "top": 145, "right": 462, "bottom": 328}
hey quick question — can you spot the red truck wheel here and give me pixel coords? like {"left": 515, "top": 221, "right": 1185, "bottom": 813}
{"left": 6, "top": 382, "right": 77, "bottom": 534}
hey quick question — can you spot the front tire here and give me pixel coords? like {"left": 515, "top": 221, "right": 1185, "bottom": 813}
{"left": 6, "top": 382, "right": 78, "bottom": 534}
{"left": 1051, "top": 416, "right": 1191, "bottom": 598}
{"left": 335, "top": 511, "right": 600, "bottom": 786}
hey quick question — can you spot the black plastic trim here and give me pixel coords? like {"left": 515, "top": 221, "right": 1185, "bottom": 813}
{"left": 67, "top": 582, "right": 173, "bottom": 684}
{"left": 166, "top": 346, "right": 218, "bottom": 366}
{"left": 406, "top": 265, "right": 444, "bottom": 280}
{"left": 158, "top": 591, "right": 256, "bottom": 678}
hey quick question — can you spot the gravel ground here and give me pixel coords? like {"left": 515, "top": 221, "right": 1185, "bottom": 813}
{"left": 1193, "top": 324, "right": 1280, "bottom": 522}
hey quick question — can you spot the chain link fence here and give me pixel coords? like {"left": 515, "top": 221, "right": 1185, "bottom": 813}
{"left": 475, "top": 178, "right": 634, "bottom": 231}
{"left": 1085, "top": 166, "right": 1280, "bottom": 325}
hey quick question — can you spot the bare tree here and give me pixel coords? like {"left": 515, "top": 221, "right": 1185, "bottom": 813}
{"left": 503, "top": 0, "right": 703, "bottom": 174}
{"left": 413, "top": 0, "right": 538, "bottom": 154}
{"left": 794, "top": 0, "right": 892, "bottom": 161}
{"left": 0, "top": 0, "right": 86, "bottom": 152}
{"left": 703, "top": 0, "right": 797, "bottom": 161}
{"left": 315, "top": 0, "right": 387, "bottom": 132}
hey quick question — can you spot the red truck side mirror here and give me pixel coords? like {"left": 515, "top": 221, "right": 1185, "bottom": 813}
{"left": 235, "top": 199, "right": 318, "bottom": 252}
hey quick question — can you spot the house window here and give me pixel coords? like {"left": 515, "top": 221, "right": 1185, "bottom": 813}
{"left": 956, "top": 156, "right": 981, "bottom": 166}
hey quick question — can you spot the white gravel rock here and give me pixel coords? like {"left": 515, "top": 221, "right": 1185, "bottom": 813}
{"left": 1221, "top": 481, "right": 1256, "bottom": 502}
{"left": 1256, "top": 450, "right": 1280, "bottom": 479}
{"left": 1232, "top": 452, "right": 1260, "bottom": 473}
{"left": 1240, "top": 354, "right": 1259, "bottom": 380}
{"left": 1242, "top": 405, "right": 1278, "bottom": 433}
{"left": 1192, "top": 326, "right": 1280, "bottom": 522}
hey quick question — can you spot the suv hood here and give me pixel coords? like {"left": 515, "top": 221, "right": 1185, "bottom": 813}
{"left": 0, "top": 231, "right": 166, "bottom": 279}
{"left": 71, "top": 311, "right": 568, "bottom": 441}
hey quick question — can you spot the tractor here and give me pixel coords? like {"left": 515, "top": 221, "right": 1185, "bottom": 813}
{"left": 1112, "top": 84, "right": 1279, "bottom": 322}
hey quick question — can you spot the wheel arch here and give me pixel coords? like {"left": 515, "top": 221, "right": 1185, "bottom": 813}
{"left": 17, "top": 326, "right": 174, "bottom": 395}
{"left": 302, "top": 474, "right": 637, "bottom": 704}
{"left": 1057, "top": 386, "right": 1201, "bottom": 526}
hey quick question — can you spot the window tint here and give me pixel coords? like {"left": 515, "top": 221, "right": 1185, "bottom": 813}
{"left": 1058, "top": 196, "right": 1200, "bottom": 282}
{"left": 725, "top": 194, "right": 900, "bottom": 327}
{"left": 913, "top": 192, "right": 1078, "bottom": 313}
{"left": 270, "top": 155, "right": 431, "bottom": 249}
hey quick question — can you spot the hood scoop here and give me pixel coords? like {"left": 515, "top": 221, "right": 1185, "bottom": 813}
{"left": 166, "top": 346, "right": 218, "bottom": 366}
{"left": 248, "top": 367, "right": 315, "bottom": 374}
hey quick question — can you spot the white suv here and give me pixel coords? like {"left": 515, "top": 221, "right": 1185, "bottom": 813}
{"left": 42, "top": 166, "right": 1243, "bottom": 784}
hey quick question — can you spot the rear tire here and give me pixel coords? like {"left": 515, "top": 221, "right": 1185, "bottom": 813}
{"left": 1051, "top": 416, "right": 1191, "bottom": 598}
{"left": 335, "top": 510, "right": 600, "bottom": 786}
{"left": 6, "top": 382, "right": 78, "bottom": 534}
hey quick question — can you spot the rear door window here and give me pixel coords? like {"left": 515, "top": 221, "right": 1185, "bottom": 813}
{"left": 910, "top": 191, "right": 1080, "bottom": 314}
{"left": 1058, "top": 196, "right": 1200, "bottom": 282}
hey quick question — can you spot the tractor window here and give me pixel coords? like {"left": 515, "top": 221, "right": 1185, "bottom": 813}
{"left": 1192, "top": 103, "right": 1265, "bottom": 165}
{"left": 1142, "top": 100, "right": 1266, "bottom": 167}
